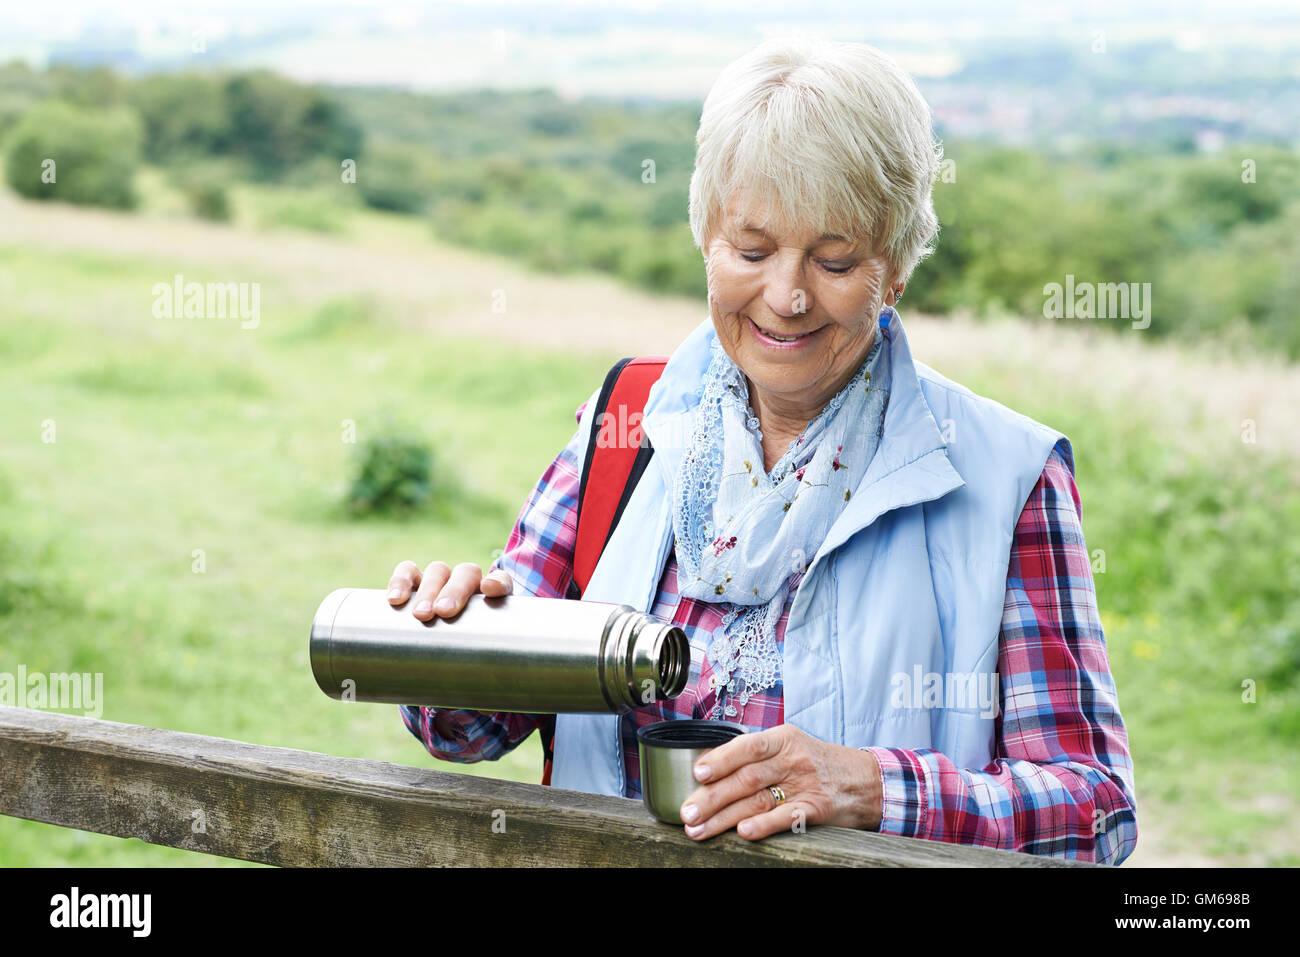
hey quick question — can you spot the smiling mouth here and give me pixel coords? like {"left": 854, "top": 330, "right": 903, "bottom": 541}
{"left": 747, "top": 317, "right": 820, "bottom": 342}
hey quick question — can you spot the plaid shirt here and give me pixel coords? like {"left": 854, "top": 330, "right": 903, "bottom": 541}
{"left": 401, "top": 399, "right": 1138, "bottom": 865}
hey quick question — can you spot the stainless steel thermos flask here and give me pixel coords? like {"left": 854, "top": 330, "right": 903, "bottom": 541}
{"left": 310, "top": 588, "right": 689, "bottom": 713}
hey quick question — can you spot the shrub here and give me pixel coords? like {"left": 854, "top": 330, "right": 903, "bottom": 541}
{"left": 186, "top": 180, "right": 231, "bottom": 221}
{"left": 357, "top": 142, "right": 437, "bottom": 214}
{"left": 345, "top": 432, "right": 435, "bottom": 515}
{"left": 170, "top": 164, "right": 233, "bottom": 221}
{"left": 3, "top": 100, "right": 142, "bottom": 208}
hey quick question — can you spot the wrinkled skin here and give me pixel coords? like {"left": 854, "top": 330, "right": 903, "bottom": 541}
{"left": 704, "top": 188, "right": 904, "bottom": 473}
{"left": 679, "top": 723, "right": 884, "bottom": 841}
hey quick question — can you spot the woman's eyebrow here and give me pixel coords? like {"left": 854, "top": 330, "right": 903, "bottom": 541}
{"left": 736, "top": 222, "right": 850, "bottom": 246}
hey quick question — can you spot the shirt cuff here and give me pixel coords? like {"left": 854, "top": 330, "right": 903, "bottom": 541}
{"left": 401, "top": 704, "right": 473, "bottom": 756}
{"left": 864, "top": 746, "right": 929, "bottom": 838}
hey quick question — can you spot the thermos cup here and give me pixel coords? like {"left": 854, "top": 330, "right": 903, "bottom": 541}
{"left": 309, "top": 588, "right": 690, "bottom": 713}
{"left": 636, "top": 719, "right": 749, "bottom": 824}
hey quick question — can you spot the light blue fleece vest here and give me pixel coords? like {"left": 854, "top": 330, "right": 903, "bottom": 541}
{"left": 552, "top": 310, "right": 1069, "bottom": 797}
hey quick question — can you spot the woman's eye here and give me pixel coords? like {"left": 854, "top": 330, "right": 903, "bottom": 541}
{"left": 735, "top": 251, "right": 852, "bottom": 271}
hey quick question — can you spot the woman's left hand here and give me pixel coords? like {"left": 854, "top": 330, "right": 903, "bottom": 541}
{"left": 679, "top": 723, "right": 883, "bottom": 840}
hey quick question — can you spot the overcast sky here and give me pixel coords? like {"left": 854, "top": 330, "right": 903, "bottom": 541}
{"left": 4, "top": 1, "right": 1297, "bottom": 99}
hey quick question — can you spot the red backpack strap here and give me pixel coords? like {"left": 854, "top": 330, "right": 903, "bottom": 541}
{"left": 571, "top": 356, "right": 668, "bottom": 597}
{"left": 540, "top": 355, "right": 667, "bottom": 786}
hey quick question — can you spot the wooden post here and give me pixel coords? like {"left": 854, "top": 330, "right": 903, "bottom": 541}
{"left": 0, "top": 707, "right": 1087, "bottom": 867}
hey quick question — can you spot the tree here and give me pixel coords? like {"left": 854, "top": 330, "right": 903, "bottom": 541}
{"left": 221, "top": 71, "right": 362, "bottom": 179}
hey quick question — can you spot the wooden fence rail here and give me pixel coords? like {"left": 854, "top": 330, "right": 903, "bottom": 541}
{"left": 0, "top": 707, "right": 1086, "bottom": 867}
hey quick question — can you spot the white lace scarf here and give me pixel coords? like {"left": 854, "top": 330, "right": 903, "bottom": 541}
{"left": 671, "top": 321, "right": 891, "bottom": 720}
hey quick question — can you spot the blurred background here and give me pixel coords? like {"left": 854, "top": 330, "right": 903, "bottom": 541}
{"left": 0, "top": 0, "right": 1296, "bottom": 866}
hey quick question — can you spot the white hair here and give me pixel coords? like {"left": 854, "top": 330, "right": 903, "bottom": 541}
{"left": 688, "top": 37, "right": 942, "bottom": 280}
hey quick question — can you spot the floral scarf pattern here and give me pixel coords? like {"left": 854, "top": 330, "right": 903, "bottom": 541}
{"left": 671, "top": 320, "right": 892, "bottom": 719}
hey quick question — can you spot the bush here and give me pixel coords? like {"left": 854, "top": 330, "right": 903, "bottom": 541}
{"left": 169, "top": 164, "right": 232, "bottom": 221}
{"left": 357, "top": 142, "right": 437, "bottom": 214}
{"left": 3, "top": 100, "right": 142, "bottom": 208}
{"left": 345, "top": 432, "right": 435, "bottom": 515}
{"left": 186, "top": 181, "right": 231, "bottom": 222}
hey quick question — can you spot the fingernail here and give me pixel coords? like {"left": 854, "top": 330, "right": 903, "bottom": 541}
{"left": 388, "top": 588, "right": 402, "bottom": 600}
{"left": 680, "top": 804, "right": 699, "bottom": 824}
{"left": 685, "top": 824, "right": 704, "bottom": 837}
{"left": 694, "top": 764, "right": 711, "bottom": 782}
{"left": 414, "top": 601, "right": 432, "bottom": 615}
{"left": 435, "top": 598, "right": 455, "bottom": 612}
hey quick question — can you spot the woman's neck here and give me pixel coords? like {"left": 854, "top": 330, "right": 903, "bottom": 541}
{"left": 749, "top": 392, "right": 817, "bottom": 473}
{"left": 759, "top": 431, "right": 798, "bottom": 474}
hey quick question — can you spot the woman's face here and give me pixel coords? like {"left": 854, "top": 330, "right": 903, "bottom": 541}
{"left": 704, "top": 189, "right": 900, "bottom": 423}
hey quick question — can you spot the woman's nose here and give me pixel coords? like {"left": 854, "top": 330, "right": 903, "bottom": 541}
{"left": 761, "top": 253, "right": 812, "bottom": 318}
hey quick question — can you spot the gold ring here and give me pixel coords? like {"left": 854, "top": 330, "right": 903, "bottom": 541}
{"left": 768, "top": 785, "right": 786, "bottom": 806}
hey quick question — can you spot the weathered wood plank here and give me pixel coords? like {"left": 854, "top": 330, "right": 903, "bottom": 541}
{"left": 0, "top": 707, "right": 1085, "bottom": 866}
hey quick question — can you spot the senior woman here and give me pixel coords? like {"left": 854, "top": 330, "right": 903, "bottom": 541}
{"left": 389, "top": 38, "right": 1137, "bottom": 864}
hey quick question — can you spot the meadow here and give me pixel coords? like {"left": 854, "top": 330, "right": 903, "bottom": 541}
{"left": 0, "top": 181, "right": 1296, "bottom": 866}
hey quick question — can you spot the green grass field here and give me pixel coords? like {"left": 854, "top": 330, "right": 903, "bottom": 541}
{"left": 1, "top": 191, "right": 1296, "bottom": 866}
{"left": 0, "top": 234, "right": 615, "bottom": 864}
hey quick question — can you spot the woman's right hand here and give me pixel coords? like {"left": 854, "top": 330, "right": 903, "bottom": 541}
{"left": 387, "top": 560, "right": 514, "bottom": 621}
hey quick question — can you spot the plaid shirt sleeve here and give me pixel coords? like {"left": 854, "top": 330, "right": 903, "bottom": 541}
{"left": 866, "top": 441, "right": 1139, "bottom": 865}
{"left": 399, "top": 394, "right": 596, "bottom": 763}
